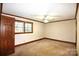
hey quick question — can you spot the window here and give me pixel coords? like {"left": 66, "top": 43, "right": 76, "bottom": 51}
{"left": 15, "top": 21, "right": 24, "bottom": 33}
{"left": 25, "top": 23, "right": 33, "bottom": 32}
{"left": 15, "top": 20, "right": 33, "bottom": 34}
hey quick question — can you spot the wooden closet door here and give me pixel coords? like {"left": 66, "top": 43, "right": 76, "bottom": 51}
{"left": 0, "top": 15, "right": 15, "bottom": 55}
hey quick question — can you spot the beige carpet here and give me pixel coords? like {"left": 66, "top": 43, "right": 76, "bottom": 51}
{"left": 10, "top": 39, "right": 76, "bottom": 56}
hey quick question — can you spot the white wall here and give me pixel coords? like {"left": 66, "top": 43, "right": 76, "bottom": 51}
{"left": 15, "top": 17, "right": 76, "bottom": 45}
{"left": 45, "top": 20, "right": 76, "bottom": 43}
{"left": 15, "top": 17, "right": 44, "bottom": 45}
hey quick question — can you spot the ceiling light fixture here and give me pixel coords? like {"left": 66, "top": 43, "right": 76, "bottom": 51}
{"left": 43, "top": 15, "right": 49, "bottom": 23}
{"left": 44, "top": 19, "right": 48, "bottom": 23}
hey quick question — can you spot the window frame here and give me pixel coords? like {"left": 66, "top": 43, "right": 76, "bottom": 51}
{"left": 15, "top": 20, "right": 25, "bottom": 33}
{"left": 15, "top": 20, "right": 33, "bottom": 34}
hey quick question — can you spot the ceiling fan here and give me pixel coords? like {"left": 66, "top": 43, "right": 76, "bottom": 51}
{"left": 43, "top": 15, "right": 61, "bottom": 23}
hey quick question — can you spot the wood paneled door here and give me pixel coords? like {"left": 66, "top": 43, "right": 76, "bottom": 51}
{"left": 0, "top": 15, "right": 15, "bottom": 55}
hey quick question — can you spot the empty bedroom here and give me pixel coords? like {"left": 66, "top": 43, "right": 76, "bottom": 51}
{"left": 0, "top": 3, "right": 79, "bottom": 56}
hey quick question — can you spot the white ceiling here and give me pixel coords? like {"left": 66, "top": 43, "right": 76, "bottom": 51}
{"left": 2, "top": 3, "right": 76, "bottom": 22}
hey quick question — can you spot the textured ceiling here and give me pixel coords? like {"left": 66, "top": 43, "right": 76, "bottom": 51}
{"left": 2, "top": 3, "right": 76, "bottom": 22}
